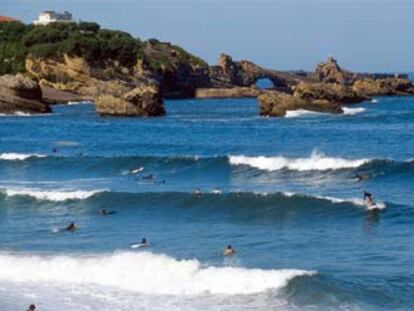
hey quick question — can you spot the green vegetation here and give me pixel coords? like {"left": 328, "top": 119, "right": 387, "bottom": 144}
{"left": 0, "top": 21, "right": 207, "bottom": 75}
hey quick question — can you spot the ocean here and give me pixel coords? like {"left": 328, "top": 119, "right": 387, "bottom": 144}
{"left": 0, "top": 93, "right": 413, "bottom": 310}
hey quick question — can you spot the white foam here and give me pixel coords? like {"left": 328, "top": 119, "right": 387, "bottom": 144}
{"left": 0, "top": 153, "right": 46, "bottom": 161}
{"left": 285, "top": 109, "right": 322, "bottom": 118}
{"left": 371, "top": 99, "right": 379, "bottom": 103}
{"left": 315, "top": 195, "right": 387, "bottom": 210}
{"left": 0, "top": 252, "right": 315, "bottom": 295}
{"left": 342, "top": 107, "right": 366, "bottom": 115}
{"left": 229, "top": 151, "right": 370, "bottom": 172}
{"left": 131, "top": 167, "right": 144, "bottom": 174}
{"left": 4, "top": 189, "right": 106, "bottom": 202}
{"left": 67, "top": 101, "right": 92, "bottom": 105}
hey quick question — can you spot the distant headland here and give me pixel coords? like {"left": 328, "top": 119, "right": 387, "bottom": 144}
{"left": 1, "top": 12, "right": 413, "bottom": 117}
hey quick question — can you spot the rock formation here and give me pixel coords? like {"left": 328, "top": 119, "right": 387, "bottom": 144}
{"left": 258, "top": 91, "right": 343, "bottom": 117}
{"left": 353, "top": 78, "right": 414, "bottom": 97}
{"left": 195, "top": 87, "right": 265, "bottom": 99}
{"left": 0, "top": 74, "right": 51, "bottom": 114}
{"left": 314, "top": 56, "right": 348, "bottom": 85}
{"left": 208, "top": 54, "right": 306, "bottom": 89}
{"left": 95, "top": 84, "right": 165, "bottom": 117}
{"left": 26, "top": 55, "right": 166, "bottom": 116}
{"left": 258, "top": 82, "right": 368, "bottom": 117}
{"left": 293, "top": 82, "right": 368, "bottom": 104}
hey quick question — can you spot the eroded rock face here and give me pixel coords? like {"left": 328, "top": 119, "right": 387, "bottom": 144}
{"left": 258, "top": 81, "right": 370, "bottom": 117}
{"left": 27, "top": 55, "right": 165, "bottom": 116}
{"left": 314, "top": 56, "right": 348, "bottom": 85}
{"left": 0, "top": 74, "right": 51, "bottom": 114}
{"left": 353, "top": 78, "right": 414, "bottom": 97}
{"left": 293, "top": 82, "right": 368, "bottom": 104}
{"left": 209, "top": 54, "right": 305, "bottom": 89}
{"left": 96, "top": 84, "right": 165, "bottom": 117}
{"left": 258, "top": 91, "right": 343, "bottom": 117}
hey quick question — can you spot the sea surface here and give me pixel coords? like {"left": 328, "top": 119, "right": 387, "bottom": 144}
{"left": 0, "top": 90, "right": 413, "bottom": 310}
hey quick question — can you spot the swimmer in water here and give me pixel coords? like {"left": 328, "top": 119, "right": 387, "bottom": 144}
{"left": 142, "top": 173, "right": 154, "bottom": 180}
{"left": 100, "top": 209, "right": 116, "bottom": 216}
{"left": 27, "top": 304, "right": 36, "bottom": 311}
{"left": 364, "top": 191, "right": 374, "bottom": 208}
{"left": 355, "top": 173, "right": 371, "bottom": 182}
{"left": 65, "top": 222, "right": 77, "bottom": 232}
{"left": 223, "top": 245, "right": 236, "bottom": 257}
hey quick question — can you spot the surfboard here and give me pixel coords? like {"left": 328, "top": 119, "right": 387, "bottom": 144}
{"left": 130, "top": 243, "right": 150, "bottom": 249}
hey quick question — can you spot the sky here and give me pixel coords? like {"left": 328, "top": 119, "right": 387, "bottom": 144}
{"left": 2, "top": 0, "right": 413, "bottom": 72}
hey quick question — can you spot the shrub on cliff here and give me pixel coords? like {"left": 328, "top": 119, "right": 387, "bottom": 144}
{"left": 0, "top": 21, "right": 206, "bottom": 75}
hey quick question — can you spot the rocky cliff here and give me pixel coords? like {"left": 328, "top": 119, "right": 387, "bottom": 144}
{"left": 0, "top": 74, "right": 51, "bottom": 114}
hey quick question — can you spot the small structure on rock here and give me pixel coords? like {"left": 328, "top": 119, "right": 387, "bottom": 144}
{"left": 33, "top": 11, "right": 74, "bottom": 25}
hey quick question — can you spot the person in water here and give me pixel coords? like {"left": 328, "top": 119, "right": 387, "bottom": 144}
{"left": 141, "top": 238, "right": 149, "bottom": 246}
{"left": 27, "top": 304, "right": 36, "bottom": 311}
{"left": 223, "top": 245, "right": 236, "bottom": 256}
{"left": 355, "top": 173, "right": 371, "bottom": 181}
{"left": 100, "top": 209, "right": 115, "bottom": 216}
{"left": 65, "top": 222, "right": 77, "bottom": 232}
{"left": 364, "top": 191, "right": 374, "bottom": 207}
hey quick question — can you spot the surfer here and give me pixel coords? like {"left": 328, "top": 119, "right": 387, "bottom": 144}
{"left": 223, "top": 245, "right": 236, "bottom": 256}
{"left": 27, "top": 304, "right": 36, "bottom": 311}
{"left": 131, "top": 238, "right": 150, "bottom": 248}
{"left": 100, "top": 209, "right": 116, "bottom": 216}
{"left": 142, "top": 173, "right": 154, "bottom": 180}
{"left": 364, "top": 191, "right": 374, "bottom": 208}
{"left": 65, "top": 222, "right": 77, "bottom": 232}
{"left": 355, "top": 173, "right": 371, "bottom": 182}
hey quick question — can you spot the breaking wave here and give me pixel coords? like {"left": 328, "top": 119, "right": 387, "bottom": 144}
{"left": 229, "top": 152, "right": 370, "bottom": 171}
{"left": 342, "top": 107, "right": 366, "bottom": 115}
{"left": 0, "top": 252, "right": 315, "bottom": 295}
{"left": 0, "top": 153, "right": 46, "bottom": 161}
{"left": 3, "top": 189, "right": 107, "bottom": 202}
{"left": 284, "top": 107, "right": 365, "bottom": 118}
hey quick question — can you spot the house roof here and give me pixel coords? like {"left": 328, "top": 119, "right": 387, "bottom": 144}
{"left": 0, "top": 15, "right": 20, "bottom": 23}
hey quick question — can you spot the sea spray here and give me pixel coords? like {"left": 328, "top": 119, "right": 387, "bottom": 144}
{"left": 4, "top": 189, "right": 107, "bottom": 202}
{"left": 0, "top": 252, "right": 315, "bottom": 295}
{"left": 229, "top": 151, "right": 370, "bottom": 171}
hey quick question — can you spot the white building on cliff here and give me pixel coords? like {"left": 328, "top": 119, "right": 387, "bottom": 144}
{"left": 33, "top": 11, "right": 74, "bottom": 25}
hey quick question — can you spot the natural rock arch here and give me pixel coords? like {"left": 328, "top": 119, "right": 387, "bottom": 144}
{"left": 208, "top": 54, "right": 307, "bottom": 90}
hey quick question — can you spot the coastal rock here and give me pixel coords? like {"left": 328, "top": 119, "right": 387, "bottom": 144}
{"left": 209, "top": 54, "right": 306, "bottom": 90}
{"left": 95, "top": 84, "right": 165, "bottom": 117}
{"left": 314, "top": 56, "right": 348, "bottom": 85}
{"left": 258, "top": 91, "right": 343, "bottom": 117}
{"left": 0, "top": 74, "right": 51, "bottom": 114}
{"left": 195, "top": 87, "right": 265, "bottom": 98}
{"left": 294, "top": 82, "right": 369, "bottom": 104}
{"left": 353, "top": 78, "right": 414, "bottom": 97}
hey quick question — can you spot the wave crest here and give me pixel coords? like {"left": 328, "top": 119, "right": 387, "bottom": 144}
{"left": 229, "top": 152, "right": 370, "bottom": 171}
{"left": 0, "top": 153, "right": 46, "bottom": 161}
{"left": 3, "top": 189, "right": 106, "bottom": 202}
{"left": 0, "top": 252, "right": 315, "bottom": 295}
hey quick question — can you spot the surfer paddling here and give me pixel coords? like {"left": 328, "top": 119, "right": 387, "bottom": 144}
{"left": 223, "top": 245, "right": 236, "bottom": 256}
{"left": 65, "top": 222, "right": 78, "bottom": 232}
{"left": 100, "top": 209, "right": 116, "bottom": 216}
{"left": 363, "top": 191, "right": 375, "bottom": 208}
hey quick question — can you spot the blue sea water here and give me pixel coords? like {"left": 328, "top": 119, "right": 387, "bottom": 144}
{"left": 0, "top": 94, "right": 413, "bottom": 310}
